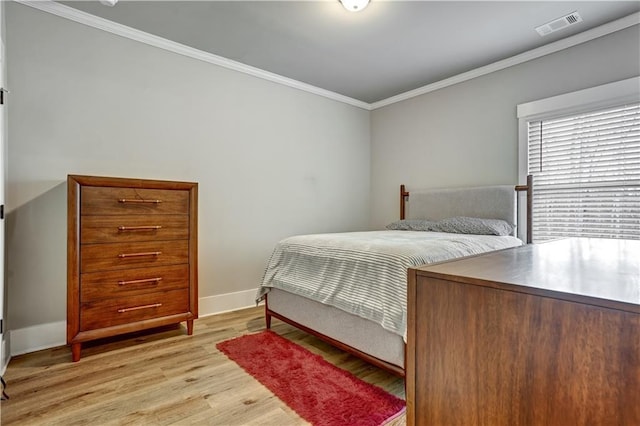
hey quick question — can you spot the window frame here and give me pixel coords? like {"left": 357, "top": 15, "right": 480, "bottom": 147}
{"left": 516, "top": 76, "right": 640, "bottom": 241}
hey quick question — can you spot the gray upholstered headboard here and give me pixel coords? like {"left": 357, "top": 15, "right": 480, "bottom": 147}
{"left": 405, "top": 185, "right": 517, "bottom": 234}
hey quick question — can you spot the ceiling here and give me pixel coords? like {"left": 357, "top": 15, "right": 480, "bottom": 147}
{"left": 58, "top": 1, "right": 640, "bottom": 104}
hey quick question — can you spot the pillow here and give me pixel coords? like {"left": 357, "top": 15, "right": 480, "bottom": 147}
{"left": 386, "top": 219, "right": 437, "bottom": 231}
{"left": 431, "top": 216, "right": 514, "bottom": 236}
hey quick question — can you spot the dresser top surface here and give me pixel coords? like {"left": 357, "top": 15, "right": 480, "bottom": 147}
{"left": 413, "top": 238, "right": 640, "bottom": 310}
{"left": 68, "top": 174, "right": 198, "bottom": 190}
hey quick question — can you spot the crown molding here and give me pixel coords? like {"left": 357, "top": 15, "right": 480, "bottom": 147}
{"left": 13, "top": 1, "right": 640, "bottom": 112}
{"left": 14, "top": 0, "right": 372, "bottom": 110}
{"left": 371, "top": 11, "right": 640, "bottom": 110}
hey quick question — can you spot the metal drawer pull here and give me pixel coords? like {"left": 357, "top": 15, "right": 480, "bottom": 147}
{"left": 117, "top": 303, "right": 162, "bottom": 313}
{"left": 118, "top": 199, "right": 162, "bottom": 204}
{"left": 118, "top": 225, "right": 162, "bottom": 231}
{"left": 118, "top": 251, "right": 162, "bottom": 258}
{"left": 118, "top": 277, "right": 163, "bottom": 286}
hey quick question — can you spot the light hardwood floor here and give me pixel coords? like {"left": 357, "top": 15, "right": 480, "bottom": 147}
{"left": 1, "top": 306, "right": 405, "bottom": 425}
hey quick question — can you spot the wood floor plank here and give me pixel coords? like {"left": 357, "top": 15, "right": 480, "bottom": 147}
{"left": 1, "top": 306, "right": 405, "bottom": 425}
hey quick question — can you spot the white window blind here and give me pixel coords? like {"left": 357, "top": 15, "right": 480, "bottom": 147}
{"left": 527, "top": 102, "right": 640, "bottom": 241}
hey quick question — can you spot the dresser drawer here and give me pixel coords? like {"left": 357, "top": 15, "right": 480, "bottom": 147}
{"left": 80, "top": 288, "right": 189, "bottom": 331}
{"left": 81, "top": 240, "right": 189, "bottom": 273}
{"left": 81, "top": 215, "right": 189, "bottom": 244}
{"left": 81, "top": 264, "right": 189, "bottom": 302}
{"left": 81, "top": 186, "right": 189, "bottom": 215}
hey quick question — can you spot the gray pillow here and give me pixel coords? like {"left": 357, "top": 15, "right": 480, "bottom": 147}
{"left": 386, "top": 219, "right": 437, "bottom": 231}
{"left": 431, "top": 216, "right": 514, "bottom": 236}
{"left": 387, "top": 217, "right": 514, "bottom": 236}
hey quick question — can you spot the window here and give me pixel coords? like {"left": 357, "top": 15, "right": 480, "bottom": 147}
{"left": 518, "top": 77, "right": 640, "bottom": 242}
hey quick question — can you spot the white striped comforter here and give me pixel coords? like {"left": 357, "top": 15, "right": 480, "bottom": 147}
{"left": 257, "top": 230, "right": 522, "bottom": 339}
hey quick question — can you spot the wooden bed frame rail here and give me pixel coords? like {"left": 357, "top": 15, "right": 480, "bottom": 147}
{"left": 265, "top": 297, "right": 405, "bottom": 377}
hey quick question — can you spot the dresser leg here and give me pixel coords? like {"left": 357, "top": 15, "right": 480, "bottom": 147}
{"left": 187, "top": 319, "right": 194, "bottom": 335}
{"left": 71, "top": 343, "right": 81, "bottom": 362}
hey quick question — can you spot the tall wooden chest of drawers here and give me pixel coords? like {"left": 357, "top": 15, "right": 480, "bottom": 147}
{"left": 67, "top": 175, "right": 198, "bottom": 362}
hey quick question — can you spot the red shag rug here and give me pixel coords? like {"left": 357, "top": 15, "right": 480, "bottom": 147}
{"left": 216, "top": 330, "right": 405, "bottom": 426}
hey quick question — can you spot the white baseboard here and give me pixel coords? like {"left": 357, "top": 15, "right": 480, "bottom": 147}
{"left": 10, "top": 321, "right": 66, "bottom": 357}
{"left": 8, "top": 289, "right": 260, "bottom": 357}
{"left": 1, "top": 338, "right": 9, "bottom": 375}
{"left": 198, "top": 288, "right": 259, "bottom": 317}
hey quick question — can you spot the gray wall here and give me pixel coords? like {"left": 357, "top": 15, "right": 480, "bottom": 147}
{"left": 5, "top": 2, "right": 639, "bottom": 348}
{"left": 6, "top": 3, "right": 371, "bottom": 330}
{"left": 370, "top": 25, "right": 640, "bottom": 229}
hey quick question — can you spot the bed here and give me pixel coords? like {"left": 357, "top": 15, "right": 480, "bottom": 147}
{"left": 256, "top": 178, "right": 532, "bottom": 376}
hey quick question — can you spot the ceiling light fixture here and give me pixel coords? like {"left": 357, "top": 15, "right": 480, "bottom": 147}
{"left": 340, "top": 0, "right": 370, "bottom": 12}
{"left": 99, "top": 0, "right": 118, "bottom": 6}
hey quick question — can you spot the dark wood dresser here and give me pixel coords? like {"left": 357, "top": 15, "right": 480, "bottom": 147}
{"left": 407, "top": 238, "right": 639, "bottom": 426}
{"left": 67, "top": 175, "right": 198, "bottom": 362}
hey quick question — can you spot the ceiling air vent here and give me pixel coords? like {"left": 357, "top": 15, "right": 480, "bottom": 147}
{"left": 535, "top": 11, "right": 583, "bottom": 37}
